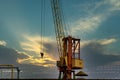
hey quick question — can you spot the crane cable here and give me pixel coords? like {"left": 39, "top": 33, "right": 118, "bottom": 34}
{"left": 40, "top": 0, "right": 46, "bottom": 54}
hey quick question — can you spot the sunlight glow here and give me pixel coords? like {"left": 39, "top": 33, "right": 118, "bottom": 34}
{"left": 17, "top": 35, "right": 57, "bottom": 67}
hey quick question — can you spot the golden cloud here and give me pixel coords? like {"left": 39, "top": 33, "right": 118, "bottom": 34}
{"left": 17, "top": 35, "right": 57, "bottom": 67}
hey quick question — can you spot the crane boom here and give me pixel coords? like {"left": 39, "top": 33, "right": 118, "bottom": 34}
{"left": 51, "top": 0, "right": 65, "bottom": 57}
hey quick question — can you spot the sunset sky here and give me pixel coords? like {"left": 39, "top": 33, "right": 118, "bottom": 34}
{"left": 0, "top": 0, "right": 120, "bottom": 79}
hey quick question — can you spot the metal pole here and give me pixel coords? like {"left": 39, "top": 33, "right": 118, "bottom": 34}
{"left": 58, "top": 71, "right": 61, "bottom": 80}
{"left": 11, "top": 65, "right": 14, "bottom": 79}
{"left": 73, "top": 71, "right": 75, "bottom": 80}
{"left": 17, "top": 68, "right": 20, "bottom": 79}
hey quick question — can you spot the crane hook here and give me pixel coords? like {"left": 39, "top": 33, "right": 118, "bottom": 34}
{"left": 40, "top": 52, "right": 44, "bottom": 58}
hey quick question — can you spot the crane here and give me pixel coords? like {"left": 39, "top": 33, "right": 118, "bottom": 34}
{"left": 51, "top": 0, "right": 84, "bottom": 79}
{"left": 0, "top": 64, "right": 20, "bottom": 79}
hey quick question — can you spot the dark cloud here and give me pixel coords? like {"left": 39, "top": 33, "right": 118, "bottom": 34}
{"left": 44, "top": 42, "right": 58, "bottom": 59}
{"left": 81, "top": 42, "right": 120, "bottom": 66}
{"left": 0, "top": 45, "right": 58, "bottom": 79}
{"left": 80, "top": 41, "right": 120, "bottom": 79}
{"left": 19, "top": 64, "right": 58, "bottom": 79}
{"left": 0, "top": 45, "right": 18, "bottom": 64}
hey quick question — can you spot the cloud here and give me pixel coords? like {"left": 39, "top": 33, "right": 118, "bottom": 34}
{"left": 17, "top": 50, "right": 56, "bottom": 67}
{"left": 71, "top": 15, "right": 103, "bottom": 34}
{"left": 97, "top": 38, "right": 116, "bottom": 45}
{"left": 80, "top": 38, "right": 118, "bottom": 66}
{"left": 0, "top": 45, "right": 31, "bottom": 65}
{"left": 0, "top": 40, "right": 6, "bottom": 46}
{"left": 19, "top": 35, "right": 57, "bottom": 67}
{"left": 0, "top": 45, "right": 58, "bottom": 78}
{"left": 81, "top": 38, "right": 117, "bottom": 48}
{"left": 70, "top": 0, "right": 120, "bottom": 36}
{"left": 19, "top": 64, "right": 58, "bottom": 79}
{"left": 16, "top": 50, "right": 32, "bottom": 59}
{"left": 80, "top": 38, "right": 120, "bottom": 78}
{"left": 0, "top": 45, "right": 18, "bottom": 65}
{"left": 106, "top": 0, "right": 120, "bottom": 11}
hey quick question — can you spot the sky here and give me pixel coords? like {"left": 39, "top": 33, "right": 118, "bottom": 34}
{"left": 0, "top": 0, "right": 120, "bottom": 79}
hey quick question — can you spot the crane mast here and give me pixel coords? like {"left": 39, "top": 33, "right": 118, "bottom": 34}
{"left": 51, "top": 0, "right": 85, "bottom": 79}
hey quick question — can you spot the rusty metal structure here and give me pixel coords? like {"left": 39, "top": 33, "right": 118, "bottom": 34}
{"left": 51, "top": 0, "right": 85, "bottom": 79}
{"left": 0, "top": 64, "right": 20, "bottom": 79}
{"left": 57, "top": 36, "right": 83, "bottom": 79}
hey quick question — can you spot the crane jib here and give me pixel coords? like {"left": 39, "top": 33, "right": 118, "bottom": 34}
{"left": 51, "top": 0, "right": 65, "bottom": 57}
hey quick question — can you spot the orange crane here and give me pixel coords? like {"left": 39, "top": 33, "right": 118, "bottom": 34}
{"left": 51, "top": 0, "right": 84, "bottom": 79}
